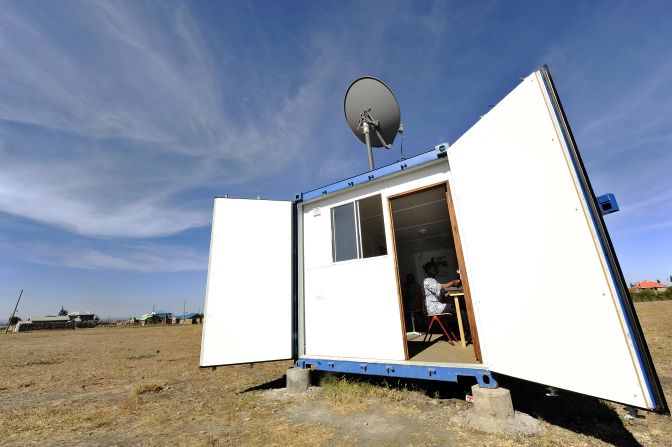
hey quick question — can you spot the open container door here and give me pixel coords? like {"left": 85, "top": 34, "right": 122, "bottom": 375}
{"left": 200, "top": 198, "right": 294, "bottom": 367}
{"left": 447, "top": 67, "right": 668, "bottom": 413}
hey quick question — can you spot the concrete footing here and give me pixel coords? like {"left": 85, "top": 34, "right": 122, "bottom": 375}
{"left": 286, "top": 367, "right": 310, "bottom": 392}
{"left": 472, "top": 384, "right": 514, "bottom": 418}
{"left": 452, "top": 385, "right": 543, "bottom": 435}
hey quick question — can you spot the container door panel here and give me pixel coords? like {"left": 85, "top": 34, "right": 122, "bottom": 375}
{"left": 447, "top": 69, "right": 666, "bottom": 412}
{"left": 200, "top": 198, "right": 293, "bottom": 367}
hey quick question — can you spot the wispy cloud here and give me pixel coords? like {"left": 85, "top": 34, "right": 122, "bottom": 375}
{"left": 0, "top": 236, "right": 206, "bottom": 272}
{"left": 612, "top": 219, "right": 672, "bottom": 237}
{"left": 0, "top": 1, "right": 343, "bottom": 238}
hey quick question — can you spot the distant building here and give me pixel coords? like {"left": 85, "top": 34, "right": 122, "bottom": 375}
{"left": 133, "top": 313, "right": 157, "bottom": 325}
{"left": 132, "top": 311, "right": 174, "bottom": 325}
{"left": 14, "top": 312, "right": 100, "bottom": 332}
{"left": 173, "top": 313, "right": 204, "bottom": 325}
{"left": 68, "top": 311, "right": 99, "bottom": 327}
{"left": 29, "top": 316, "right": 71, "bottom": 324}
{"left": 16, "top": 315, "right": 72, "bottom": 332}
{"left": 630, "top": 280, "right": 669, "bottom": 292}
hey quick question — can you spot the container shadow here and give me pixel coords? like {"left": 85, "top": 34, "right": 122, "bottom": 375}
{"left": 496, "top": 374, "right": 643, "bottom": 447}
{"left": 240, "top": 376, "right": 286, "bottom": 393}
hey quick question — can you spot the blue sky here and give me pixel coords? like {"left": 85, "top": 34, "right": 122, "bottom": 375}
{"left": 1, "top": 1, "right": 670, "bottom": 319}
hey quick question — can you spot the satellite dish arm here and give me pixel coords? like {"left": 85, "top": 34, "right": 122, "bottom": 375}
{"left": 373, "top": 128, "right": 391, "bottom": 149}
{"left": 358, "top": 108, "right": 391, "bottom": 149}
{"left": 362, "top": 121, "right": 374, "bottom": 171}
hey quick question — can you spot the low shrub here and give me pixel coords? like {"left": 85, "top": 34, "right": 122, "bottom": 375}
{"left": 630, "top": 288, "right": 672, "bottom": 302}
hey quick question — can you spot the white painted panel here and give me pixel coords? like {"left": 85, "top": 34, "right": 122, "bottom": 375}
{"left": 448, "top": 71, "right": 652, "bottom": 408}
{"left": 200, "top": 198, "right": 292, "bottom": 366}
{"left": 302, "top": 190, "right": 407, "bottom": 360}
{"left": 304, "top": 255, "right": 406, "bottom": 360}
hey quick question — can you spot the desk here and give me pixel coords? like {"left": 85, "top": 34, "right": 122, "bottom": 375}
{"left": 447, "top": 290, "right": 466, "bottom": 348}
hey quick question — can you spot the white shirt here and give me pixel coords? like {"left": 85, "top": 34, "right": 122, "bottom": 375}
{"left": 424, "top": 277, "right": 448, "bottom": 315}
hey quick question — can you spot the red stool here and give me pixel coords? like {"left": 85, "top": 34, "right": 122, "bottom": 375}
{"left": 422, "top": 313, "right": 459, "bottom": 346}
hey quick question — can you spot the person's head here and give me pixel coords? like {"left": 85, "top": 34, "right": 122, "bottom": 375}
{"left": 405, "top": 273, "right": 416, "bottom": 284}
{"left": 423, "top": 261, "right": 438, "bottom": 277}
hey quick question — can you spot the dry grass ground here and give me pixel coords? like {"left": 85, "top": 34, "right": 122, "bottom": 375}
{"left": 1, "top": 301, "right": 670, "bottom": 446}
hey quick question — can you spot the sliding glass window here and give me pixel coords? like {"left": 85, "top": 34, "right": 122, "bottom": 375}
{"left": 331, "top": 195, "right": 387, "bottom": 262}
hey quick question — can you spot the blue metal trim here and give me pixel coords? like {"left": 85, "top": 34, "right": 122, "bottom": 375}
{"left": 291, "top": 201, "right": 299, "bottom": 361}
{"left": 297, "top": 358, "right": 497, "bottom": 388}
{"left": 597, "top": 193, "right": 619, "bottom": 215}
{"left": 540, "top": 67, "right": 666, "bottom": 413}
{"left": 295, "top": 147, "right": 448, "bottom": 203}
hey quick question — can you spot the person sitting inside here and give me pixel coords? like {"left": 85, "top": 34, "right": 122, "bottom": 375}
{"left": 422, "top": 261, "right": 461, "bottom": 315}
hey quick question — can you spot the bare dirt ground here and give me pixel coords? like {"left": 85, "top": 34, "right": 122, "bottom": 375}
{"left": 1, "top": 301, "right": 670, "bottom": 447}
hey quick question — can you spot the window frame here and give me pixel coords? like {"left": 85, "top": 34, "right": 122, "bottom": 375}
{"left": 330, "top": 194, "right": 386, "bottom": 263}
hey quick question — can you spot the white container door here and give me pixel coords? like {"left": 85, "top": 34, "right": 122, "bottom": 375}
{"left": 448, "top": 68, "right": 666, "bottom": 412}
{"left": 200, "top": 198, "right": 294, "bottom": 367}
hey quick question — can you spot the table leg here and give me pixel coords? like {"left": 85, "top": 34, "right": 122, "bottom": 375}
{"left": 454, "top": 296, "right": 466, "bottom": 348}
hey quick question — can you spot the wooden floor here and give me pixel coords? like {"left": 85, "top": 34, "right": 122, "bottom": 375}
{"left": 406, "top": 333, "right": 478, "bottom": 364}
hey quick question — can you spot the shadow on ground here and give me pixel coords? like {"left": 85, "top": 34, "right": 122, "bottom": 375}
{"left": 496, "top": 374, "right": 643, "bottom": 447}
{"left": 240, "top": 376, "right": 287, "bottom": 392}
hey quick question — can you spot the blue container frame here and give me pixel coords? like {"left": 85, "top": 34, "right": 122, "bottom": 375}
{"left": 297, "top": 357, "right": 497, "bottom": 388}
{"left": 296, "top": 145, "right": 448, "bottom": 203}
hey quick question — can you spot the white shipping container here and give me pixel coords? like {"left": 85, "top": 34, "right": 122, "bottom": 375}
{"left": 200, "top": 68, "right": 668, "bottom": 414}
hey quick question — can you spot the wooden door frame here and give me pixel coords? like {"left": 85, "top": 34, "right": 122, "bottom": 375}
{"left": 387, "top": 181, "right": 482, "bottom": 363}
{"left": 387, "top": 195, "right": 410, "bottom": 360}
{"left": 444, "top": 181, "right": 482, "bottom": 362}
{"left": 388, "top": 181, "right": 448, "bottom": 361}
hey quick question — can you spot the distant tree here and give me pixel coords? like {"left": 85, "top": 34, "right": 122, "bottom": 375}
{"left": 9, "top": 316, "right": 21, "bottom": 325}
{"left": 57, "top": 306, "right": 68, "bottom": 316}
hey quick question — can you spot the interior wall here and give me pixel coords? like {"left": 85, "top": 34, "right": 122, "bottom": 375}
{"left": 391, "top": 186, "right": 459, "bottom": 289}
{"left": 397, "top": 241, "right": 459, "bottom": 286}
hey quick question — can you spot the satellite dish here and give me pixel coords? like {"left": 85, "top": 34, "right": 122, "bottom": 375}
{"left": 344, "top": 77, "right": 401, "bottom": 171}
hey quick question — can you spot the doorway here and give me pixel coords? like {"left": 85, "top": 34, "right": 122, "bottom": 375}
{"left": 389, "top": 183, "right": 481, "bottom": 364}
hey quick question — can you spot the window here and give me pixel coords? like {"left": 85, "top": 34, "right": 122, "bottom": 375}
{"left": 331, "top": 194, "right": 387, "bottom": 262}
{"left": 331, "top": 202, "right": 358, "bottom": 262}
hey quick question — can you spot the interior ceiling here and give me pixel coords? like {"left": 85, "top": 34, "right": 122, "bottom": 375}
{"left": 391, "top": 187, "right": 453, "bottom": 244}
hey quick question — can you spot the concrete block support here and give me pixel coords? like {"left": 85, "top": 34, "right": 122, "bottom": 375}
{"left": 454, "top": 385, "right": 543, "bottom": 435}
{"left": 286, "top": 367, "right": 310, "bottom": 392}
{"left": 471, "top": 384, "right": 514, "bottom": 419}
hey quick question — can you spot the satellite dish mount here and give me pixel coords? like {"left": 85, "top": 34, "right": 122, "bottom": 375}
{"left": 344, "top": 77, "right": 401, "bottom": 171}
{"left": 358, "top": 107, "right": 392, "bottom": 171}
